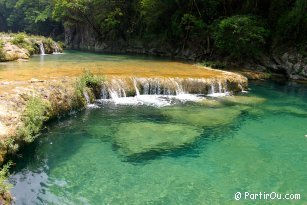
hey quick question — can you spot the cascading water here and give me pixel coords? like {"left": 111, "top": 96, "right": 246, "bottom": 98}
{"left": 218, "top": 81, "right": 222, "bottom": 93}
{"left": 39, "top": 43, "right": 46, "bottom": 55}
{"left": 133, "top": 79, "right": 140, "bottom": 96}
{"left": 83, "top": 91, "right": 91, "bottom": 104}
{"left": 94, "top": 77, "right": 242, "bottom": 107}
{"left": 211, "top": 82, "right": 216, "bottom": 94}
{"left": 207, "top": 80, "right": 230, "bottom": 97}
{"left": 53, "top": 43, "right": 61, "bottom": 54}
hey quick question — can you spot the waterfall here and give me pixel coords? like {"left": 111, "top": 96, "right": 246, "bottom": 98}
{"left": 100, "top": 85, "right": 109, "bottom": 99}
{"left": 207, "top": 80, "right": 230, "bottom": 97}
{"left": 107, "top": 79, "right": 128, "bottom": 100}
{"left": 53, "top": 43, "right": 61, "bottom": 54}
{"left": 83, "top": 91, "right": 90, "bottom": 104}
{"left": 95, "top": 77, "right": 244, "bottom": 106}
{"left": 171, "top": 78, "right": 185, "bottom": 95}
{"left": 133, "top": 79, "right": 140, "bottom": 96}
{"left": 39, "top": 43, "right": 46, "bottom": 55}
{"left": 218, "top": 81, "right": 222, "bottom": 93}
{"left": 211, "top": 82, "right": 215, "bottom": 94}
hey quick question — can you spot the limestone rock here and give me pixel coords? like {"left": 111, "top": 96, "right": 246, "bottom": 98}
{"left": 114, "top": 122, "right": 202, "bottom": 156}
{"left": 220, "top": 95, "right": 266, "bottom": 105}
{"left": 0, "top": 122, "right": 8, "bottom": 137}
{"left": 162, "top": 106, "right": 242, "bottom": 127}
{"left": 2, "top": 43, "right": 30, "bottom": 61}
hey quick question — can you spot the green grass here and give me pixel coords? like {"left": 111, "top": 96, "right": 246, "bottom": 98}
{"left": 17, "top": 96, "right": 51, "bottom": 143}
{"left": 0, "top": 161, "right": 13, "bottom": 204}
{"left": 16, "top": 72, "right": 104, "bottom": 144}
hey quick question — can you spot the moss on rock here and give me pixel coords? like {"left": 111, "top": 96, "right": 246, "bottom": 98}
{"left": 0, "top": 32, "right": 63, "bottom": 62}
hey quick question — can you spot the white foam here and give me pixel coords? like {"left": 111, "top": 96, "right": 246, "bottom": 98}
{"left": 207, "top": 92, "right": 230, "bottom": 97}
{"left": 86, "top": 104, "right": 100, "bottom": 109}
{"left": 171, "top": 94, "right": 203, "bottom": 102}
{"left": 96, "top": 94, "right": 205, "bottom": 107}
{"left": 137, "top": 95, "right": 171, "bottom": 107}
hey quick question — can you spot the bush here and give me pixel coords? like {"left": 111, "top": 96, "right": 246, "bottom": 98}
{"left": 11, "top": 33, "right": 35, "bottom": 54}
{"left": 213, "top": 15, "right": 270, "bottom": 59}
{"left": 275, "top": 0, "right": 307, "bottom": 46}
{"left": 75, "top": 70, "right": 104, "bottom": 105}
{"left": 11, "top": 33, "right": 27, "bottom": 46}
{"left": 201, "top": 61, "right": 226, "bottom": 69}
{"left": 42, "top": 38, "right": 54, "bottom": 54}
{"left": 0, "top": 40, "right": 5, "bottom": 61}
{"left": 0, "top": 161, "right": 13, "bottom": 204}
{"left": 17, "top": 96, "right": 51, "bottom": 143}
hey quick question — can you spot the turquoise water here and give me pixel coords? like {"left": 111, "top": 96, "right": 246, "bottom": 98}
{"left": 9, "top": 81, "right": 307, "bottom": 204}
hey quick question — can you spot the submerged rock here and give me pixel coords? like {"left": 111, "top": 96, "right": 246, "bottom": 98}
{"left": 162, "top": 106, "right": 242, "bottom": 127}
{"left": 220, "top": 95, "right": 266, "bottom": 105}
{"left": 198, "top": 95, "right": 266, "bottom": 108}
{"left": 114, "top": 122, "right": 202, "bottom": 156}
{"left": 198, "top": 99, "right": 224, "bottom": 107}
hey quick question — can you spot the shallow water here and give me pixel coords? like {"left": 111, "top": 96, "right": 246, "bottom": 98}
{"left": 0, "top": 51, "right": 223, "bottom": 81}
{"left": 9, "top": 81, "right": 307, "bottom": 205}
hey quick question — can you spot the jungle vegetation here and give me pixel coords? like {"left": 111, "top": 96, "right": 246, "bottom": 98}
{"left": 0, "top": 0, "right": 306, "bottom": 57}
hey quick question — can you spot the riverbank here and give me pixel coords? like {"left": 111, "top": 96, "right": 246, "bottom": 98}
{"left": 0, "top": 33, "right": 63, "bottom": 62}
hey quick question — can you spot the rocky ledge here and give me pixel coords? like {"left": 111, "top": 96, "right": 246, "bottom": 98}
{"left": 0, "top": 33, "right": 63, "bottom": 62}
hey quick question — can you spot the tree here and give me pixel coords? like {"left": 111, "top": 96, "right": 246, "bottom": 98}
{"left": 275, "top": 0, "right": 307, "bottom": 45}
{"left": 213, "top": 15, "right": 269, "bottom": 58}
{"left": 0, "top": 0, "right": 62, "bottom": 37}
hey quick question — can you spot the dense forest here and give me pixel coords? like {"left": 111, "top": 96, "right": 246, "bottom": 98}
{"left": 0, "top": 0, "right": 306, "bottom": 59}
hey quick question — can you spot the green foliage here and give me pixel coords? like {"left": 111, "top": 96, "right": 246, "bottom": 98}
{"left": 0, "top": 0, "right": 62, "bottom": 36}
{"left": 101, "top": 8, "right": 123, "bottom": 32}
{"left": 11, "top": 33, "right": 26, "bottom": 46}
{"left": 42, "top": 37, "right": 55, "bottom": 53}
{"left": 201, "top": 61, "right": 226, "bottom": 69}
{"left": 1, "top": 0, "right": 306, "bottom": 58}
{"left": 0, "top": 161, "right": 13, "bottom": 197}
{"left": 181, "top": 14, "right": 205, "bottom": 32}
{"left": 10, "top": 33, "right": 36, "bottom": 54}
{"left": 275, "top": 0, "right": 307, "bottom": 45}
{"left": 214, "top": 15, "right": 270, "bottom": 59}
{"left": 0, "top": 39, "right": 5, "bottom": 61}
{"left": 1, "top": 138, "right": 18, "bottom": 154}
{"left": 75, "top": 71, "right": 104, "bottom": 105}
{"left": 17, "top": 96, "right": 51, "bottom": 143}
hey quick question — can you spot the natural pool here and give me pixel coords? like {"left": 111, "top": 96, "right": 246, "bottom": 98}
{"left": 9, "top": 81, "right": 307, "bottom": 204}
{"left": 0, "top": 50, "right": 224, "bottom": 81}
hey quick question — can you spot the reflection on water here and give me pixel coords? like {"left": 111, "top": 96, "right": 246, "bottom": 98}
{"left": 9, "top": 81, "right": 307, "bottom": 204}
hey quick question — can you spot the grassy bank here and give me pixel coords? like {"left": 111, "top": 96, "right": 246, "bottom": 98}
{"left": 0, "top": 71, "right": 104, "bottom": 203}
